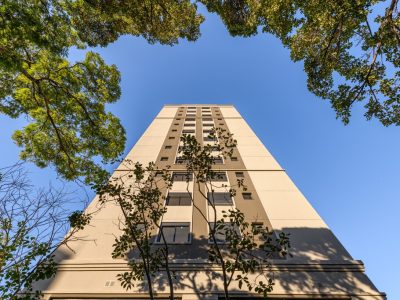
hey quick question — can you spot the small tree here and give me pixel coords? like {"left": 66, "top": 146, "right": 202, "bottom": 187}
{"left": 98, "top": 161, "right": 175, "bottom": 300}
{"left": 178, "top": 128, "right": 291, "bottom": 299}
{"left": 0, "top": 163, "right": 92, "bottom": 300}
{"left": 100, "top": 128, "right": 290, "bottom": 299}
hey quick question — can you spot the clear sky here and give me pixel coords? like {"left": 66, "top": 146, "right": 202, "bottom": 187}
{"left": 1, "top": 6, "right": 398, "bottom": 299}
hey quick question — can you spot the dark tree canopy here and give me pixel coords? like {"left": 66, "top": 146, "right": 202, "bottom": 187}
{"left": 201, "top": 0, "right": 400, "bottom": 126}
{"left": 1, "top": 0, "right": 400, "bottom": 186}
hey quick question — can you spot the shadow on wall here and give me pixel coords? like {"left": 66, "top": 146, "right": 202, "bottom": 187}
{"left": 34, "top": 227, "right": 384, "bottom": 299}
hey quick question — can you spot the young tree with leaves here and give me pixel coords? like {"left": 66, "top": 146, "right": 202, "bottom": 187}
{"left": 97, "top": 161, "right": 176, "bottom": 300}
{"left": 178, "top": 128, "right": 291, "bottom": 299}
{"left": 97, "top": 128, "right": 290, "bottom": 299}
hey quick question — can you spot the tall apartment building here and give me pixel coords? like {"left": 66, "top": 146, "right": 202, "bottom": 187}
{"left": 36, "top": 104, "right": 385, "bottom": 300}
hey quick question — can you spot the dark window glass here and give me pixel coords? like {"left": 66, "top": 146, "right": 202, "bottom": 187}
{"left": 176, "top": 118, "right": 181, "bottom": 120}
{"left": 203, "top": 129, "right": 213, "bottom": 133}
{"left": 207, "top": 192, "right": 233, "bottom": 205}
{"left": 174, "top": 123, "right": 179, "bottom": 125}
{"left": 188, "top": 107, "right": 196, "bottom": 109}
{"left": 203, "top": 123, "right": 214, "bottom": 127}
{"left": 184, "top": 123, "right": 195, "bottom": 127}
{"left": 160, "top": 157, "right": 168, "bottom": 161}
{"left": 165, "top": 145, "right": 172, "bottom": 149}
{"left": 185, "top": 118, "right": 195, "bottom": 121}
{"left": 231, "top": 157, "right": 238, "bottom": 161}
{"left": 211, "top": 172, "right": 228, "bottom": 181}
{"left": 178, "top": 114, "right": 182, "bottom": 116}
{"left": 172, "top": 172, "right": 193, "bottom": 182}
{"left": 166, "top": 192, "right": 192, "bottom": 206}
{"left": 219, "top": 123, "right": 224, "bottom": 126}
{"left": 235, "top": 172, "right": 244, "bottom": 178}
{"left": 212, "top": 157, "right": 223, "bottom": 164}
{"left": 172, "top": 129, "right": 177, "bottom": 132}
{"left": 178, "top": 146, "right": 190, "bottom": 152}
{"left": 202, "top": 118, "right": 213, "bottom": 121}
{"left": 252, "top": 222, "right": 264, "bottom": 231}
{"left": 169, "top": 136, "right": 175, "bottom": 139}
{"left": 175, "top": 157, "right": 189, "bottom": 164}
{"left": 242, "top": 192, "right": 253, "bottom": 200}
{"left": 186, "top": 114, "right": 196, "bottom": 117}
{"left": 203, "top": 136, "right": 217, "bottom": 142}
{"left": 157, "top": 223, "right": 190, "bottom": 244}
{"left": 182, "top": 129, "right": 195, "bottom": 133}
{"left": 202, "top": 114, "right": 212, "bottom": 117}
{"left": 202, "top": 107, "right": 210, "bottom": 109}
{"left": 209, "top": 222, "right": 240, "bottom": 243}
{"left": 208, "top": 146, "right": 220, "bottom": 151}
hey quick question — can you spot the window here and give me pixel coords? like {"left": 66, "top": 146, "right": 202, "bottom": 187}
{"left": 203, "top": 136, "right": 217, "bottom": 142}
{"left": 188, "top": 106, "right": 196, "bottom": 109}
{"left": 207, "top": 192, "right": 233, "bottom": 205}
{"left": 208, "top": 145, "right": 220, "bottom": 151}
{"left": 202, "top": 107, "right": 210, "bottom": 109}
{"left": 219, "top": 123, "right": 224, "bottom": 126}
{"left": 165, "top": 145, "right": 172, "bottom": 149}
{"left": 169, "top": 136, "right": 175, "bottom": 140}
{"left": 185, "top": 118, "right": 195, "bottom": 121}
{"left": 176, "top": 118, "right": 181, "bottom": 120}
{"left": 175, "top": 157, "right": 189, "bottom": 164}
{"left": 252, "top": 222, "right": 264, "bottom": 231}
{"left": 178, "top": 114, "right": 182, "bottom": 116}
{"left": 186, "top": 114, "right": 196, "bottom": 117}
{"left": 160, "top": 157, "right": 168, "bottom": 161}
{"left": 231, "top": 157, "right": 238, "bottom": 161}
{"left": 178, "top": 146, "right": 190, "bottom": 152}
{"left": 203, "top": 123, "right": 214, "bottom": 127}
{"left": 157, "top": 223, "right": 190, "bottom": 244}
{"left": 172, "top": 129, "right": 177, "bottom": 132}
{"left": 202, "top": 114, "right": 212, "bottom": 117}
{"left": 235, "top": 172, "right": 244, "bottom": 178}
{"left": 209, "top": 222, "right": 240, "bottom": 243}
{"left": 242, "top": 192, "right": 253, "bottom": 200}
{"left": 183, "top": 123, "right": 195, "bottom": 127}
{"left": 212, "top": 157, "right": 223, "bottom": 164}
{"left": 174, "top": 123, "right": 179, "bottom": 126}
{"left": 211, "top": 172, "right": 228, "bottom": 181}
{"left": 172, "top": 172, "right": 193, "bottom": 182}
{"left": 203, "top": 129, "right": 213, "bottom": 133}
{"left": 166, "top": 192, "right": 192, "bottom": 205}
{"left": 182, "top": 129, "right": 195, "bottom": 134}
{"left": 202, "top": 118, "right": 213, "bottom": 121}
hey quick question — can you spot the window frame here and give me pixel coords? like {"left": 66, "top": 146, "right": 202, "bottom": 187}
{"left": 207, "top": 192, "right": 233, "bottom": 206}
{"left": 157, "top": 222, "right": 191, "bottom": 244}
{"left": 166, "top": 192, "right": 192, "bottom": 206}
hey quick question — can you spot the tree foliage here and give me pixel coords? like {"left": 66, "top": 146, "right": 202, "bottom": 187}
{"left": 3, "top": 0, "right": 399, "bottom": 187}
{"left": 201, "top": 0, "right": 400, "bottom": 126}
{"left": 98, "top": 161, "right": 175, "bottom": 300}
{"left": 98, "top": 128, "right": 290, "bottom": 299}
{"left": 179, "top": 129, "right": 291, "bottom": 299}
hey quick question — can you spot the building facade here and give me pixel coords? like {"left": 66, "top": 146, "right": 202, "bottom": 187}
{"left": 36, "top": 104, "right": 385, "bottom": 300}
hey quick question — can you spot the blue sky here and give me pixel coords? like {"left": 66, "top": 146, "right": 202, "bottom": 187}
{"left": 1, "top": 7, "right": 399, "bottom": 299}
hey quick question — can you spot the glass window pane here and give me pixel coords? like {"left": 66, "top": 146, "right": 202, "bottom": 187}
{"left": 174, "top": 225, "right": 190, "bottom": 243}
{"left": 207, "top": 192, "right": 233, "bottom": 205}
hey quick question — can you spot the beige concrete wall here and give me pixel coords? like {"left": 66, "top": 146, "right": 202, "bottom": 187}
{"left": 38, "top": 104, "right": 384, "bottom": 300}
